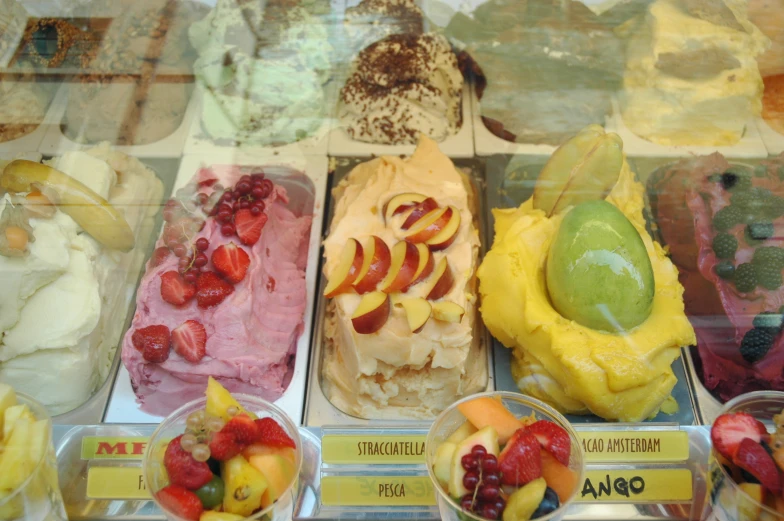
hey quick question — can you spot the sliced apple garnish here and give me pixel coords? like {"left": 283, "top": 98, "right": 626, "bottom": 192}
{"left": 353, "top": 236, "right": 392, "bottom": 295}
{"left": 324, "top": 238, "right": 364, "bottom": 298}
{"left": 426, "top": 206, "right": 461, "bottom": 251}
{"left": 383, "top": 193, "right": 428, "bottom": 223}
{"left": 401, "top": 198, "right": 438, "bottom": 230}
{"left": 532, "top": 124, "right": 623, "bottom": 217}
{"left": 400, "top": 298, "right": 432, "bottom": 334}
{"left": 378, "top": 241, "right": 420, "bottom": 293}
{"left": 432, "top": 301, "right": 465, "bottom": 323}
{"left": 351, "top": 291, "right": 391, "bottom": 334}
{"left": 423, "top": 257, "right": 455, "bottom": 300}
{"left": 402, "top": 243, "right": 434, "bottom": 292}
{"left": 404, "top": 206, "right": 453, "bottom": 243}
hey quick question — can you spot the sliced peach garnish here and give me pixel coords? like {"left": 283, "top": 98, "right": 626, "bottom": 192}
{"left": 353, "top": 236, "right": 392, "bottom": 294}
{"left": 426, "top": 206, "right": 460, "bottom": 251}
{"left": 402, "top": 243, "right": 434, "bottom": 292}
{"left": 383, "top": 193, "right": 428, "bottom": 224}
{"left": 378, "top": 241, "right": 420, "bottom": 293}
{"left": 401, "top": 198, "right": 438, "bottom": 230}
{"left": 422, "top": 257, "right": 455, "bottom": 300}
{"left": 404, "top": 206, "right": 452, "bottom": 243}
{"left": 324, "top": 238, "right": 364, "bottom": 298}
{"left": 351, "top": 291, "right": 391, "bottom": 334}
{"left": 431, "top": 301, "right": 465, "bottom": 323}
{"left": 400, "top": 298, "right": 432, "bottom": 333}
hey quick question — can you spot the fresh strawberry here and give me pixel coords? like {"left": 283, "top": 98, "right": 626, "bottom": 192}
{"left": 212, "top": 242, "right": 251, "bottom": 283}
{"left": 234, "top": 209, "right": 267, "bottom": 246}
{"left": 160, "top": 271, "right": 196, "bottom": 306}
{"left": 526, "top": 420, "right": 571, "bottom": 466}
{"left": 734, "top": 438, "right": 781, "bottom": 493}
{"left": 171, "top": 320, "right": 207, "bottom": 363}
{"left": 196, "top": 271, "right": 234, "bottom": 308}
{"left": 255, "top": 417, "right": 296, "bottom": 448}
{"left": 163, "top": 435, "right": 213, "bottom": 490}
{"left": 151, "top": 246, "right": 171, "bottom": 267}
{"left": 131, "top": 325, "right": 171, "bottom": 363}
{"left": 156, "top": 485, "right": 203, "bottom": 521}
{"left": 223, "top": 413, "right": 260, "bottom": 444}
{"left": 208, "top": 430, "right": 242, "bottom": 461}
{"left": 498, "top": 428, "right": 542, "bottom": 486}
{"left": 711, "top": 412, "right": 769, "bottom": 460}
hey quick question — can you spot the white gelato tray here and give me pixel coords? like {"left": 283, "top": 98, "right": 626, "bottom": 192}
{"left": 756, "top": 116, "right": 784, "bottom": 155}
{"left": 183, "top": 85, "right": 333, "bottom": 157}
{"left": 327, "top": 83, "right": 475, "bottom": 158}
{"left": 610, "top": 98, "right": 769, "bottom": 159}
{"left": 0, "top": 81, "right": 63, "bottom": 156}
{"left": 104, "top": 153, "right": 328, "bottom": 426}
{"left": 38, "top": 81, "right": 198, "bottom": 158}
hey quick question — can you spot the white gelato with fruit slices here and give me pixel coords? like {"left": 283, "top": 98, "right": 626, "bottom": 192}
{"left": 0, "top": 145, "right": 163, "bottom": 416}
{"left": 322, "top": 135, "right": 486, "bottom": 419}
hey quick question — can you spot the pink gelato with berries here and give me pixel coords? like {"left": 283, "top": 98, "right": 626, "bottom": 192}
{"left": 121, "top": 166, "right": 313, "bottom": 416}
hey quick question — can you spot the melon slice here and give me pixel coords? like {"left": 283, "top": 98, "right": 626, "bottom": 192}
{"left": 540, "top": 450, "right": 578, "bottom": 503}
{"left": 457, "top": 397, "right": 524, "bottom": 445}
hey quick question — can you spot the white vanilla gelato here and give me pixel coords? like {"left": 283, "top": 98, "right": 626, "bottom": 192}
{"left": 0, "top": 146, "right": 162, "bottom": 415}
{"left": 338, "top": 33, "right": 463, "bottom": 144}
{"left": 322, "top": 136, "right": 486, "bottom": 419}
{"left": 621, "top": 0, "right": 770, "bottom": 146}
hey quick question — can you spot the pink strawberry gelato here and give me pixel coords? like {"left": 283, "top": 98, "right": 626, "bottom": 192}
{"left": 121, "top": 165, "right": 312, "bottom": 416}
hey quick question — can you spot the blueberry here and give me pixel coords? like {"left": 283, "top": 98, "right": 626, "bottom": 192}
{"left": 531, "top": 487, "right": 560, "bottom": 519}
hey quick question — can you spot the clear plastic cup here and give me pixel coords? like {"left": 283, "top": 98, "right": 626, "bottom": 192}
{"left": 702, "top": 391, "right": 784, "bottom": 521}
{"left": 426, "top": 391, "right": 585, "bottom": 521}
{"left": 0, "top": 392, "right": 67, "bottom": 521}
{"left": 143, "top": 394, "right": 302, "bottom": 521}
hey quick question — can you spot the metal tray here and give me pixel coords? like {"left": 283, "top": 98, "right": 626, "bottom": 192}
{"left": 304, "top": 156, "right": 495, "bottom": 426}
{"left": 484, "top": 153, "right": 699, "bottom": 425}
{"left": 103, "top": 153, "right": 328, "bottom": 426}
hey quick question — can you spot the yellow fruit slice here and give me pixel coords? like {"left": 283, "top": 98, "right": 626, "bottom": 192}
{"left": 205, "top": 377, "right": 256, "bottom": 422}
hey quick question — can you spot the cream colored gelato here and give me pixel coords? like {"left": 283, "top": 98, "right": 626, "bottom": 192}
{"left": 0, "top": 145, "right": 163, "bottom": 415}
{"left": 621, "top": 0, "right": 769, "bottom": 146}
{"left": 322, "top": 136, "right": 486, "bottom": 419}
{"left": 339, "top": 33, "right": 463, "bottom": 145}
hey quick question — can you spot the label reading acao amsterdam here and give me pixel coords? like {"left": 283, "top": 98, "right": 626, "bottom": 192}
{"left": 86, "top": 467, "right": 150, "bottom": 499}
{"left": 322, "top": 435, "right": 426, "bottom": 465}
{"left": 81, "top": 437, "right": 149, "bottom": 460}
{"left": 321, "top": 476, "right": 436, "bottom": 506}
{"left": 577, "top": 469, "right": 692, "bottom": 502}
{"left": 579, "top": 431, "right": 689, "bottom": 463}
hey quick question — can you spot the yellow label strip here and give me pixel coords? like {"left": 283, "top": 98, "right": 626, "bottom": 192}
{"left": 321, "top": 476, "right": 437, "bottom": 507}
{"left": 322, "top": 435, "right": 427, "bottom": 465}
{"left": 86, "top": 467, "right": 151, "bottom": 500}
{"left": 576, "top": 469, "right": 692, "bottom": 502}
{"left": 579, "top": 431, "right": 689, "bottom": 463}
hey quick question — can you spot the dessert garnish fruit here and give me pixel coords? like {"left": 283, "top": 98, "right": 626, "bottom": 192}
{"left": 122, "top": 165, "right": 312, "bottom": 416}
{"left": 338, "top": 33, "right": 463, "bottom": 145}
{"left": 0, "top": 146, "right": 163, "bottom": 416}
{"left": 321, "top": 135, "right": 486, "bottom": 419}
{"left": 708, "top": 408, "right": 784, "bottom": 518}
{"left": 478, "top": 125, "right": 695, "bottom": 421}
{"left": 621, "top": 0, "right": 768, "bottom": 146}
{"left": 432, "top": 396, "right": 578, "bottom": 521}
{"left": 154, "top": 378, "right": 298, "bottom": 521}
{"left": 649, "top": 154, "right": 784, "bottom": 401}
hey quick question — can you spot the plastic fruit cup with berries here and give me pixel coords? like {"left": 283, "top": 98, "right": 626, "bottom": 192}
{"left": 143, "top": 377, "right": 302, "bottom": 521}
{"left": 704, "top": 391, "right": 784, "bottom": 521}
{"left": 426, "top": 391, "right": 584, "bottom": 521}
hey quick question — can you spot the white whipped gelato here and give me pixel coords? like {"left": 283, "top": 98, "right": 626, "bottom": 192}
{"left": 338, "top": 33, "right": 463, "bottom": 144}
{"left": 0, "top": 146, "right": 162, "bottom": 415}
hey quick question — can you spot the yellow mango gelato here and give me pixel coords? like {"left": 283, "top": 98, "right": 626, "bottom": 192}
{"left": 322, "top": 135, "right": 487, "bottom": 419}
{"left": 477, "top": 162, "right": 696, "bottom": 422}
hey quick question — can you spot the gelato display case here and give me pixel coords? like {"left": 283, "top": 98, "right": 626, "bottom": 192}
{"left": 2, "top": 0, "right": 784, "bottom": 520}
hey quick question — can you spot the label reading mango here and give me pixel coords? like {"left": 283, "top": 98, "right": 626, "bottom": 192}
{"left": 321, "top": 476, "right": 436, "bottom": 506}
{"left": 81, "top": 437, "right": 149, "bottom": 460}
{"left": 86, "top": 467, "right": 150, "bottom": 499}
{"left": 322, "top": 435, "right": 426, "bottom": 465}
{"left": 577, "top": 469, "right": 692, "bottom": 502}
{"left": 578, "top": 431, "right": 689, "bottom": 462}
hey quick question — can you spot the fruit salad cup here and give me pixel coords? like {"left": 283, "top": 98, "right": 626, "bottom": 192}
{"left": 426, "top": 391, "right": 584, "bottom": 521}
{"left": 704, "top": 391, "right": 784, "bottom": 521}
{"left": 0, "top": 385, "right": 67, "bottom": 521}
{"left": 144, "top": 378, "right": 302, "bottom": 521}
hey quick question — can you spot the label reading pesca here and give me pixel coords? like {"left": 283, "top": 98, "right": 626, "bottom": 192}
{"left": 321, "top": 476, "right": 436, "bottom": 506}
{"left": 579, "top": 431, "right": 689, "bottom": 463}
{"left": 322, "top": 435, "right": 426, "bottom": 465}
{"left": 86, "top": 467, "right": 150, "bottom": 499}
{"left": 577, "top": 469, "right": 692, "bottom": 502}
{"left": 82, "top": 437, "right": 149, "bottom": 460}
